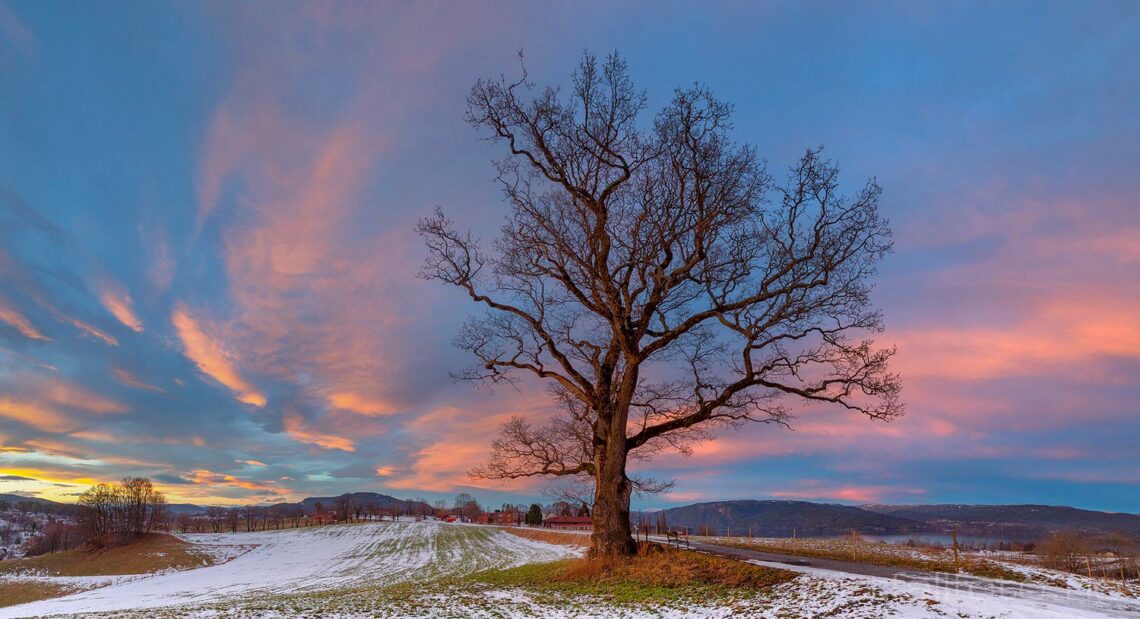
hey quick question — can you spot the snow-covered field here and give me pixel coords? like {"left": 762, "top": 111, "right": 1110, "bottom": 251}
{"left": 2, "top": 520, "right": 1138, "bottom": 618}
{"left": 749, "top": 559, "right": 1140, "bottom": 618}
{"left": 0, "top": 520, "right": 576, "bottom": 618}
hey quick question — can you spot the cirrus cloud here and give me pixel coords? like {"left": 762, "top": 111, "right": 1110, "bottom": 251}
{"left": 171, "top": 303, "right": 266, "bottom": 407}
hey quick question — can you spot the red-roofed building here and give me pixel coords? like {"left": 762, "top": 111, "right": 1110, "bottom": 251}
{"left": 542, "top": 515, "right": 593, "bottom": 530}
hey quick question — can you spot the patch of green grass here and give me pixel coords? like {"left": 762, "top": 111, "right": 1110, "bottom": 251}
{"left": 194, "top": 544, "right": 797, "bottom": 616}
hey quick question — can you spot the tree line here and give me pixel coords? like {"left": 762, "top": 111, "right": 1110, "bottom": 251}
{"left": 15, "top": 483, "right": 598, "bottom": 558}
{"left": 18, "top": 477, "right": 168, "bottom": 556}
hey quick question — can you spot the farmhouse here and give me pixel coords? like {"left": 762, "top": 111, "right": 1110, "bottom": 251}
{"left": 477, "top": 509, "right": 521, "bottom": 525}
{"left": 542, "top": 515, "right": 593, "bottom": 530}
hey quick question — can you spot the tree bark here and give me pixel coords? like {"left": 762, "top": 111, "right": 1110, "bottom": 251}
{"left": 590, "top": 412, "right": 637, "bottom": 556}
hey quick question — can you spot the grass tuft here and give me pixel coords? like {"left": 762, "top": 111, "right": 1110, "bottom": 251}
{"left": 496, "top": 526, "right": 590, "bottom": 547}
{"left": 472, "top": 543, "right": 797, "bottom": 605}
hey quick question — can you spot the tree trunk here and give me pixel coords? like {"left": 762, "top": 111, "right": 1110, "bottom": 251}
{"left": 590, "top": 435, "right": 636, "bottom": 557}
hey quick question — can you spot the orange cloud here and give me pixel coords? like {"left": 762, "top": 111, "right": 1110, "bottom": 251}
{"left": 211, "top": 121, "right": 405, "bottom": 414}
{"left": 111, "top": 368, "right": 165, "bottom": 393}
{"left": 36, "top": 376, "right": 128, "bottom": 414}
{"left": 183, "top": 469, "right": 288, "bottom": 495}
{"left": 0, "top": 399, "right": 71, "bottom": 432}
{"left": 236, "top": 459, "right": 267, "bottom": 467}
{"left": 661, "top": 490, "right": 714, "bottom": 503}
{"left": 171, "top": 304, "right": 266, "bottom": 407}
{"left": 327, "top": 392, "right": 393, "bottom": 416}
{"left": 0, "top": 298, "right": 48, "bottom": 341}
{"left": 97, "top": 281, "right": 143, "bottom": 332}
{"left": 387, "top": 404, "right": 536, "bottom": 492}
{"left": 771, "top": 482, "right": 926, "bottom": 504}
{"left": 193, "top": 16, "right": 451, "bottom": 434}
{"left": 890, "top": 294, "right": 1140, "bottom": 382}
{"left": 59, "top": 315, "right": 117, "bottom": 346}
{"left": 387, "top": 440, "right": 488, "bottom": 492}
{"left": 282, "top": 413, "right": 355, "bottom": 452}
{"left": 0, "top": 374, "right": 128, "bottom": 432}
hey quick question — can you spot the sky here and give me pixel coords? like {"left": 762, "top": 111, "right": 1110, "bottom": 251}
{"left": 1, "top": 0, "right": 1138, "bottom": 512}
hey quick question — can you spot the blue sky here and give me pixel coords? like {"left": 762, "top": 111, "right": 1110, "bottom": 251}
{"left": 1, "top": 1, "right": 1138, "bottom": 512}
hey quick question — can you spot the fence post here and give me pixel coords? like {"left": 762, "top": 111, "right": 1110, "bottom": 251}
{"left": 952, "top": 530, "right": 960, "bottom": 570}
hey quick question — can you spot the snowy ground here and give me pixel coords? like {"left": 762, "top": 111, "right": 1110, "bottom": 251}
{"left": 2, "top": 520, "right": 1138, "bottom": 618}
{"left": 0, "top": 520, "right": 575, "bottom": 618}
{"left": 749, "top": 559, "right": 1140, "bottom": 618}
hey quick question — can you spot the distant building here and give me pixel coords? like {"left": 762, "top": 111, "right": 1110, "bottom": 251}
{"left": 478, "top": 509, "right": 521, "bottom": 525}
{"left": 542, "top": 515, "right": 592, "bottom": 530}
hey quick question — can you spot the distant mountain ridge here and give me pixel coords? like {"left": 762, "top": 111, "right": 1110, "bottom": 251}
{"left": 655, "top": 500, "right": 928, "bottom": 536}
{"left": 0, "top": 493, "right": 57, "bottom": 505}
{"left": 652, "top": 499, "right": 1140, "bottom": 539}
{"left": 862, "top": 504, "right": 1140, "bottom": 539}
{"left": 8, "top": 490, "right": 1138, "bottom": 540}
{"left": 297, "top": 492, "right": 431, "bottom": 514}
{"left": 162, "top": 492, "right": 431, "bottom": 515}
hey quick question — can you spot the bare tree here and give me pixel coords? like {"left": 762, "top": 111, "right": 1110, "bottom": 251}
{"left": 419, "top": 53, "right": 901, "bottom": 557}
{"left": 333, "top": 494, "right": 354, "bottom": 523}
{"left": 240, "top": 505, "right": 257, "bottom": 532}
{"left": 77, "top": 478, "right": 168, "bottom": 543}
{"left": 207, "top": 506, "right": 225, "bottom": 533}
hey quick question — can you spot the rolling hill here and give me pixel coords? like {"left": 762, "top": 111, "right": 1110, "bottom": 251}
{"left": 298, "top": 492, "right": 431, "bottom": 514}
{"left": 655, "top": 500, "right": 930, "bottom": 536}
{"left": 862, "top": 504, "right": 1140, "bottom": 539}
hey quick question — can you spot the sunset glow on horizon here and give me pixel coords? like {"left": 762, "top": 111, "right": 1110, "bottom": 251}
{"left": 1, "top": 1, "right": 1138, "bottom": 512}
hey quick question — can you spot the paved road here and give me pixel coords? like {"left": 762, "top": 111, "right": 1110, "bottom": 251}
{"left": 651, "top": 536, "right": 1140, "bottom": 618}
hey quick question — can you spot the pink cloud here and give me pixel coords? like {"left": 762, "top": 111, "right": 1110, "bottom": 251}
{"left": 889, "top": 294, "right": 1140, "bottom": 382}
{"left": 0, "top": 375, "right": 128, "bottom": 432}
{"left": 0, "top": 297, "right": 48, "bottom": 340}
{"left": 770, "top": 481, "right": 927, "bottom": 504}
{"left": 58, "top": 314, "right": 117, "bottom": 346}
{"left": 0, "top": 399, "right": 72, "bottom": 432}
{"left": 97, "top": 280, "right": 143, "bottom": 332}
{"left": 387, "top": 401, "right": 546, "bottom": 493}
{"left": 282, "top": 413, "right": 355, "bottom": 452}
{"left": 182, "top": 469, "right": 289, "bottom": 496}
{"left": 171, "top": 304, "right": 266, "bottom": 407}
{"left": 35, "top": 376, "right": 127, "bottom": 414}
{"left": 326, "top": 392, "right": 394, "bottom": 416}
{"left": 661, "top": 490, "right": 714, "bottom": 503}
{"left": 144, "top": 226, "right": 176, "bottom": 292}
{"left": 111, "top": 368, "right": 165, "bottom": 393}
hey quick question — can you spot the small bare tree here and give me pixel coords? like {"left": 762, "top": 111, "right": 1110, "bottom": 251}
{"left": 333, "top": 494, "right": 354, "bottom": 523}
{"left": 419, "top": 53, "right": 902, "bottom": 557}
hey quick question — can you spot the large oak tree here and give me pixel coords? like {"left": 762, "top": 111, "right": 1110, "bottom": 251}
{"left": 418, "top": 54, "right": 902, "bottom": 557}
